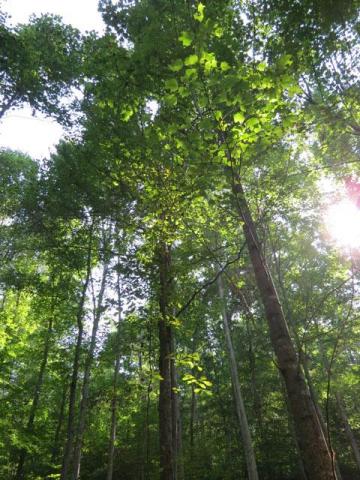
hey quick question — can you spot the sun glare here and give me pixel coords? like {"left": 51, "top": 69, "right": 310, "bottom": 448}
{"left": 325, "top": 199, "right": 360, "bottom": 249}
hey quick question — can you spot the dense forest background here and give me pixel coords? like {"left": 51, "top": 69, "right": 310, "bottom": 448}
{"left": 1, "top": 1, "right": 360, "bottom": 479}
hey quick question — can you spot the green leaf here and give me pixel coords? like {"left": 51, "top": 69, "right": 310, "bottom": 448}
{"left": 202, "top": 380, "right": 212, "bottom": 387}
{"left": 121, "top": 106, "right": 134, "bottom": 121}
{"left": 199, "top": 118, "right": 212, "bottom": 130}
{"left": 214, "top": 110, "right": 222, "bottom": 121}
{"left": 220, "top": 61, "right": 230, "bottom": 71}
{"left": 214, "top": 25, "right": 224, "bottom": 38}
{"left": 179, "top": 31, "right": 193, "bottom": 47}
{"left": 169, "top": 59, "right": 183, "bottom": 72}
{"left": 288, "top": 84, "right": 302, "bottom": 95}
{"left": 201, "top": 52, "right": 217, "bottom": 71}
{"left": 165, "top": 78, "right": 179, "bottom": 92}
{"left": 233, "top": 111, "right": 245, "bottom": 123}
{"left": 278, "top": 54, "right": 293, "bottom": 68}
{"left": 198, "top": 96, "right": 207, "bottom": 108}
{"left": 246, "top": 117, "right": 259, "bottom": 129}
{"left": 258, "top": 77, "right": 273, "bottom": 89}
{"left": 178, "top": 86, "right": 189, "bottom": 97}
{"left": 257, "top": 62, "right": 267, "bottom": 72}
{"left": 165, "top": 94, "right": 177, "bottom": 106}
{"left": 185, "top": 68, "right": 198, "bottom": 80}
{"left": 184, "top": 54, "right": 198, "bottom": 66}
{"left": 194, "top": 2, "right": 205, "bottom": 22}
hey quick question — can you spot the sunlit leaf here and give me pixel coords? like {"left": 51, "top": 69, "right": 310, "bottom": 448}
{"left": 220, "top": 61, "right": 230, "bottom": 71}
{"left": 184, "top": 54, "right": 198, "bottom": 66}
{"left": 194, "top": 2, "right": 205, "bottom": 22}
{"left": 179, "top": 31, "right": 193, "bottom": 46}
{"left": 233, "top": 111, "right": 245, "bottom": 123}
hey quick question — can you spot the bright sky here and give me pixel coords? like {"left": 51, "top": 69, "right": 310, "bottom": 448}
{"left": 325, "top": 199, "right": 360, "bottom": 250}
{"left": 319, "top": 176, "right": 360, "bottom": 251}
{"left": 0, "top": 0, "right": 104, "bottom": 159}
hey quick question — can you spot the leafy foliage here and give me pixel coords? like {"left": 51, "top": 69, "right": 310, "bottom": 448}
{"left": 1, "top": 1, "right": 360, "bottom": 480}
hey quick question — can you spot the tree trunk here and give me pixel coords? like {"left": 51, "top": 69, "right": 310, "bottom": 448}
{"left": 189, "top": 381, "right": 196, "bottom": 461}
{"left": 107, "top": 352, "right": 121, "bottom": 480}
{"left": 171, "top": 336, "right": 183, "bottom": 480}
{"left": 217, "top": 275, "right": 259, "bottom": 480}
{"left": 317, "top": 338, "right": 359, "bottom": 475}
{"left": 107, "top": 267, "right": 122, "bottom": 480}
{"left": 232, "top": 179, "right": 337, "bottom": 480}
{"left": 271, "top": 250, "right": 342, "bottom": 480}
{"left": 302, "top": 358, "right": 342, "bottom": 480}
{"left": 230, "top": 281, "right": 263, "bottom": 431}
{"left": 60, "top": 223, "right": 94, "bottom": 480}
{"left": 15, "top": 313, "right": 54, "bottom": 480}
{"left": 188, "top": 334, "right": 198, "bottom": 465}
{"left": 51, "top": 379, "right": 68, "bottom": 466}
{"left": 158, "top": 243, "right": 175, "bottom": 480}
{"left": 73, "top": 258, "right": 110, "bottom": 480}
{"left": 280, "top": 375, "right": 308, "bottom": 480}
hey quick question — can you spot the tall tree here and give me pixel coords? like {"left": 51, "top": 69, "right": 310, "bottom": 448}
{"left": 217, "top": 274, "right": 259, "bottom": 480}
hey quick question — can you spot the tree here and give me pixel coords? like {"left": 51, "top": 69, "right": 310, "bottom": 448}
{"left": 0, "top": 14, "right": 82, "bottom": 121}
{"left": 1, "top": 1, "right": 360, "bottom": 479}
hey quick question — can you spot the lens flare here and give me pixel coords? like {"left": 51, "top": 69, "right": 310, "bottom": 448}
{"left": 325, "top": 199, "right": 360, "bottom": 249}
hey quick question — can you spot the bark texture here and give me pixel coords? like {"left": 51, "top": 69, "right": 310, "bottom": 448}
{"left": 233, "top": 179, "right": 337, "bottom": 480}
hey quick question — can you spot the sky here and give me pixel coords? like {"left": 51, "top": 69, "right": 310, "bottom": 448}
{"left": 0, "top": 0, "right": 105, "bottom": 159}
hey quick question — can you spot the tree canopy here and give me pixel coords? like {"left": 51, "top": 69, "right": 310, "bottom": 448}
{"left": 0, "top": 1, "right": 360, "bottom": 480}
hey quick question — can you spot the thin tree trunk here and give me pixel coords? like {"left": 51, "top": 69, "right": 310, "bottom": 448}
{"left": 51, "top": 379, "right": 68, "bottom": 466}
{"left": 232, "top": 178, "right": 337, "bottom": 480}
{"left": 107, "top": 351, "right": 121, "bottom": 480}
{"left": 137, "top": 350, "right": 145, "bottom": 480}
{"left": 302, "top": 358, "right": 328, "bottom": 437}
{"left": 217, "top": 275, "right": 259, "bottom": 480}
{"left": 189, "top": 335, "right": 198, "bottom": 465}
{"left": 60, "top": 223, "right": 94, "bottom": 480}
{"left": 107, "top": 276, "right": 122, "bottom": 480}
{"left": 189, "top": 381, "right": 196, "bottom": 461}
{"left": 60, "top": 317, "right": 83, "bottom": 480}
{"left": 14, "top": 313, "right": 54, "bottom": 480}
{"left": 230, "top": 281, "right": 263, "bottom": 431}
{"left": 317, "top": 339, "right": 359, "bottom": 475}
{"left": 73, "top": 257, "right": 110, "bottom": 480}
{"left": 144, "top": 383, "right": 152, "bottom": 480}
{"left": 158, "top": 242, "right": 175, "bottom": 480}
{"left": 143, "top": 319, "right": 154, "bottom": 480}
{"left": 335, "top": 392, "right": 360, "bottom": 471}
{"left": 171, "top": 336, "right": 183, "bottom": 480}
